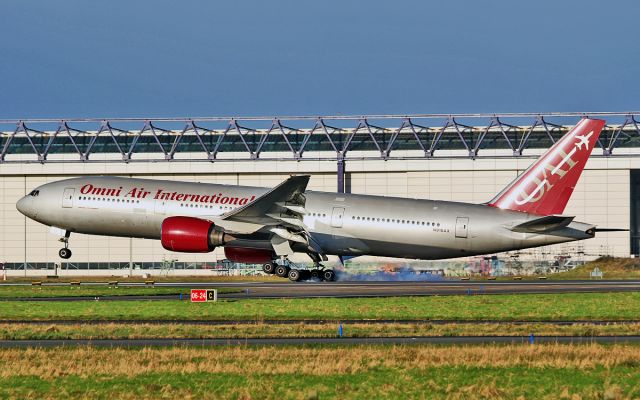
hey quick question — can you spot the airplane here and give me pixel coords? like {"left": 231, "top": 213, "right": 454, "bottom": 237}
{"left": 16, "top": 118, "right": 610, "bottom": 282}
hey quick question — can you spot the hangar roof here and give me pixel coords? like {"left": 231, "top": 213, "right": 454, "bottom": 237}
{"left": 0, "top": 112, "right": 638, "bottom": 163}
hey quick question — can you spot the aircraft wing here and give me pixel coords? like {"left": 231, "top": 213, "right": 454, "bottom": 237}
{"left": 221, "top": 175, "right": 309, "bottom": 225}
{"left": 212, "top": 175, "right": 319, "bottom": 256}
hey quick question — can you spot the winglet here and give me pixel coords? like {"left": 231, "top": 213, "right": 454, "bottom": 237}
{"left": 488, "top": 118, "right": 606, "bottom": 215}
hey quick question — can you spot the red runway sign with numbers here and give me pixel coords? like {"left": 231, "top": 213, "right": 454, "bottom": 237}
{"left": 190, "top": 289, "right": 207, "bottom": 302}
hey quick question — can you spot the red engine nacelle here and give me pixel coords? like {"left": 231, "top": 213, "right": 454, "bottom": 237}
{"left": 161, "top": 216, "right": 228, "bottom": 253}
{"left": 224, "top": 247, "right": 274, "bottom": 264}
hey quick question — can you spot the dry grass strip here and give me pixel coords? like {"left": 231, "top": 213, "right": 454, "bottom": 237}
{"left": 1, "top": 343, "right": 639, "bottom": 378}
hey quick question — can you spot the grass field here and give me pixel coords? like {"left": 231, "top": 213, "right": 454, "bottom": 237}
{"left": 0, "top": 285, "right": 243, "bottom": 298}
{"left": 1, "top": 292, "right": 639, "bottom": 321}
{"left": 551, "top": 257, "right": 640, "bottom": 280}
{"left": 0, "top": 285, "right": 192, "bottom": 298}
{"left": 1, "top": 344, "right": 638, "bottom": 399}
{"left": 1, "top": 321, "right": 639, "bottom": 340}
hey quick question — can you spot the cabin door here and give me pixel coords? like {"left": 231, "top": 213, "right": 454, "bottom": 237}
{"left": 62, "top": 188, "right": 75, "bottom": 208}
{"left": 455, "top": 217, "right": 469, "bottom": 238}
{"left": 154, "top": 199, "right": 166, "bottom": 215}
{"left": 331, "top": 207, "right": 345, "bottom": 228}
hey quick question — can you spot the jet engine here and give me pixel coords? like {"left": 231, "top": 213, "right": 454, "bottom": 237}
{"left": 161, "top": 216, "right": 231, "bottom": 252}
{"left": 224, "top": 247, "right": 274, "bottom": 264}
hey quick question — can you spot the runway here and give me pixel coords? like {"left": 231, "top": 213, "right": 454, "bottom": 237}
{"left": 1, "top": 280, "right": 639, "bottom": 301}
{"left": 1, "top": 335, "right": 639, "bottom": 348}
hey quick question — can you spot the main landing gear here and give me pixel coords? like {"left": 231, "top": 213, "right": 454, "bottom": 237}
{"left": 58, "top": 231, "right": 72, "bottom": 259}
{"left": 262, "top": 260, "right": 335, "bottom": 282}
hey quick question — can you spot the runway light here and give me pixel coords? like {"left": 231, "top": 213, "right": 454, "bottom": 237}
{"left": 338, "top": 324, "right": 343, "bottom": 338}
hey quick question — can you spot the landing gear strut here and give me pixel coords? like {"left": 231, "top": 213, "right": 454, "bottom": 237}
{"left": 58, "top": 231, "right": 72, "bottom": 259}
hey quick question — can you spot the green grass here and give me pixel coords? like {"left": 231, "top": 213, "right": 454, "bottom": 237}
{"left": 2, "top": 292, "right": 640, "bottom": 321}
{"left": 2, "top": 344, "right": 639, "bottom": 399}
{"left": 2, "top": 366, "right": 638, "bottom": 399}
{"left": 0, "top": 285, "right": 240, "bottom": 298}
{"left": 551, "top": 257, "right": 640, "bottom": 280}
{"left": 0, "top": 286, "right": 190, "bottom": 298}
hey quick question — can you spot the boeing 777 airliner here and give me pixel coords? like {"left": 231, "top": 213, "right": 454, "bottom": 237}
{"left": 17, "top": 118, "right": 609, "bottom": 281}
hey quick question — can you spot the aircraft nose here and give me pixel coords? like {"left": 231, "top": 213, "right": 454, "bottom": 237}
{"left": 16, "top": 195, "right": 34, "bottom": 217}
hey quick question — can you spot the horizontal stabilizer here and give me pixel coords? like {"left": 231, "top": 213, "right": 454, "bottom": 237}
{"left": 510, "top": 215, "right": 575, "bottom": 233}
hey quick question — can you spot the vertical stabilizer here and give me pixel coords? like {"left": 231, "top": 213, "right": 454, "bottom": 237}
{"left": 488, "top": 118, "right": 606, "bottom": 215}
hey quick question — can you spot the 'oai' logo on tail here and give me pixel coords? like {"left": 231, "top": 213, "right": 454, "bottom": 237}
{"left": 513, "top": 130, "right": 593, "bottom": 206}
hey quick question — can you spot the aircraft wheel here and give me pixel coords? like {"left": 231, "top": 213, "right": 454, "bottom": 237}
{"left": 275, "top": 265, "right": 290, "bottom": 278}
{"left": 288, "top": 269, "right": 301, "bottom": 282}
{"left": 323, "top": 269, "right": 335, "bottom": 282}
{"left": 262, "top": 262, "right": 276, "bottom": 274}
{"left": 300, "top": 269, "right": 311, "bottom": 281}
{"left": 58, "top": 248, "right": 72, "bottom": 259}
{"left": 310, "top": 269, "right": 321, "bottom": 280}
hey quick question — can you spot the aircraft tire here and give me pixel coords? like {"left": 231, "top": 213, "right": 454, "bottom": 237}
{"left": 58, "top": 248, "right": 72, "bottom": 259}
{"left": 323, "top": 269, "right": 335, "bottom": 282}
{"left": 275, "top": 265, "right": 290, "bottom": 278}
{"left": 300, "top": 269, "right": 311, "bottom": 281}
{"left": 310, "top": 269, "right": 321, "bottom": 280}
{"left": 288, "top": 269, "right": 301, "bottom": 282}
{"left": 262, "top": 262, "right": 276, "bottom": 274}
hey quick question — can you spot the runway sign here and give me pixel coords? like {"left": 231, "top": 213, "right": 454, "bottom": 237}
{"left": 191, "top": 289, "right": 217, "bottom": 302}
{"left": 190, "top": 289, "right": 207, "bottom": 302}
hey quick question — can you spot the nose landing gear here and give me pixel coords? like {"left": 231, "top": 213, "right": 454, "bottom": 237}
{"left": 58, "top": 231, "right": 72, "bottom": 259}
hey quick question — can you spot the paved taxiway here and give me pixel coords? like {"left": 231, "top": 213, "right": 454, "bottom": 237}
{"left": 1, "top": 335, "right": 639, "bottom": 348}
{"left": 1, "top": 280, "right": 639, "bottom": 301}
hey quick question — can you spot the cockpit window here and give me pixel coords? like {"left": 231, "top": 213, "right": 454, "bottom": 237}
{"left": 28, "top": 190, "right": 40, "bottom": 197}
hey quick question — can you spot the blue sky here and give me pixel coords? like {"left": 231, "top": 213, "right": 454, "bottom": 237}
{"left": 0, "top": 0, "right": 638, "bottom": 119}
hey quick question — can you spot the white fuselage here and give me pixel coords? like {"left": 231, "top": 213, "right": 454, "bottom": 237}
{"left": 17, "top": 176, "right": 594, "bottom": 260}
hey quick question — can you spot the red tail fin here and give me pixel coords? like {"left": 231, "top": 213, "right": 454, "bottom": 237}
{"left": 488, "top": 118, "right": 606, "bottom": 215}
